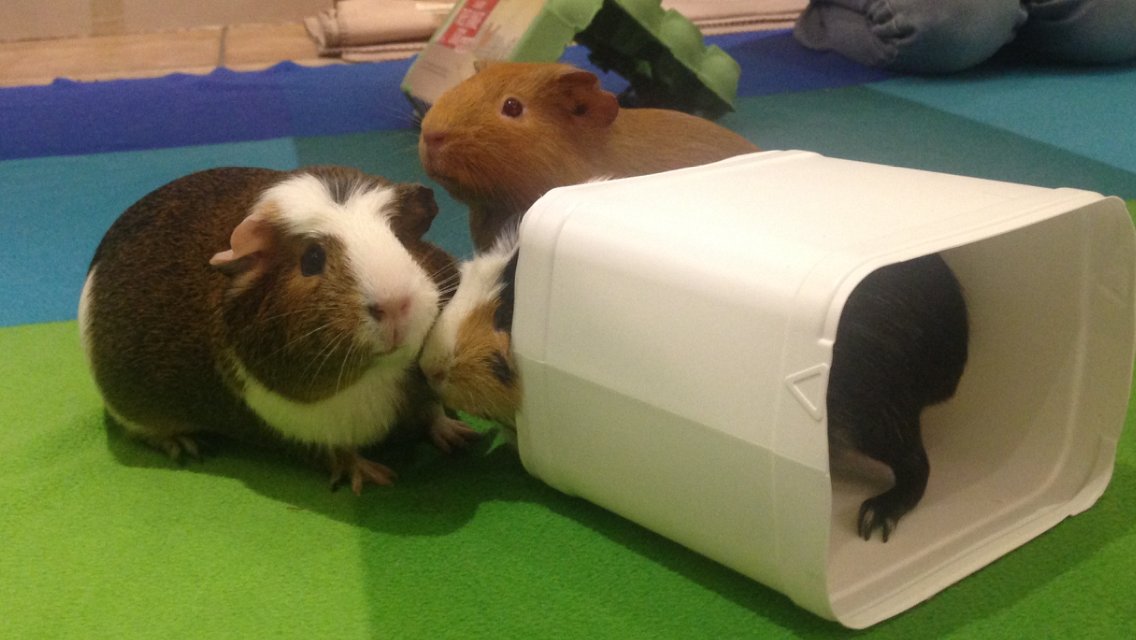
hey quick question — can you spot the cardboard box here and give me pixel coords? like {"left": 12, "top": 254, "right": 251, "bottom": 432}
{"left": 401, "top": 0, "right": 741, "bottom": 118}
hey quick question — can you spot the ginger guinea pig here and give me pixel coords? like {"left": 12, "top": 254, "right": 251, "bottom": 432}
{"left": 78, "top": 166, "right": 478, "bottom": 494}
{"left": 418, "top": 61, "right": 760, "bottom": 251}
{"left": 419, "top": 232, "right": 521, "bottom": 429}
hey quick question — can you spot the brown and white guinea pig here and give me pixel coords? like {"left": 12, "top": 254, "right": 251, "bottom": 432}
{"left": 78, "top": 166, "right": 479, "bottom": 494}
{"left": 418, "top": 230, "right": 521, "bottom": 429}
{"left": 418, "top": 61, "right": 760, "bottom": 251}
{"left": 420, "top": 234, "right": 968, "bottom": 542}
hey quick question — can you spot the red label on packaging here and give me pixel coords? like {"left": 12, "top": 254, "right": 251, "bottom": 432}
{"left": 439, "top": 0, "right": 500, "bottom": 50}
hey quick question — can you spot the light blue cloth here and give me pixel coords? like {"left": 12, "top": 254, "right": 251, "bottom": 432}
{"left": 1019, "top": 0, "right": 1136, "bottom": 63}
{"left": 795, "top": 0, "right": 1136, "bottom": 73}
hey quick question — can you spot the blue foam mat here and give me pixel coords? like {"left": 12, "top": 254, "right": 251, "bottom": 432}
{"left": 0, "top": 32, "right": 888, "bottom": 161}
{"left": 3, "top": 31, "right": 1135, "bottom": 329}
{"left": 875, "top": 64, "right": 1136, "bottom": 173}
{"left": 0, "top": 141, "right": 299, "bottom": 326}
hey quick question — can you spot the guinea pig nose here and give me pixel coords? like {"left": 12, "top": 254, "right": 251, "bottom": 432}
{"left": 368, "top": 297, "right": 413, "bottom": 322}
{"left": 427, "top": 367, "right": 447, "bottom": 386}
{"left": 422, "top": 131, "right": 446, "bottom": 149}
{"left": 368, "top": 297, "right": 411, "bottom": 323}
{"left": 367, "top": 304, "right": 384, "bottom": 322}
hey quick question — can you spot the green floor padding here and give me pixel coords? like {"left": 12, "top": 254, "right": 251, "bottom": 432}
{"left": 2, "top": 318, "right": 1134, "bottom": 639}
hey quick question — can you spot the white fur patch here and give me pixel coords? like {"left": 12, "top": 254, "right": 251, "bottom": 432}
{"left": 420, "top": 230, "right": 518, "bottom": 376}
{"left": 77, "top": 267, "right": 96, "bottom": 365}
{"left": 257, "top": 172, "right": 441, "bottom": 354}
{"left": 226, "top": 171, "right": 442, "bottom": 447}
{"left": 234, "top": 355, "right": 411, "bottom": 448}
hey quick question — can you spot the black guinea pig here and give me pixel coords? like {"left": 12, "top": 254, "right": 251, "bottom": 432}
{"left": 827, "top": 253, "right": 969, "bottom": 541}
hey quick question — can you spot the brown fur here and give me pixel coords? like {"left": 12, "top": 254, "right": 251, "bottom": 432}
{"left": 443, "top": 300, "right": 521, "bottom": 426}
{"left": 85, "top": 167, "right": 278, "bottom": 445}
{"left": 419, "top": 62, "right": 760, "bottom": 250}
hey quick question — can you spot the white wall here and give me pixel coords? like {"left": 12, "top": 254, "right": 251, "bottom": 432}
{"left": 0, "top": 0, "right": 332, "bottom": 42}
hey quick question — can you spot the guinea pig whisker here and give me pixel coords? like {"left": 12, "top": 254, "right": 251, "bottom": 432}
{"left": 308, "top": 327, "right": 352, "bottom": 388}
{"left": 393, "top": 138, "right": 421, "bottom": 155}
{"left": 436, "top": 265, "right": 461, "bottom": 283}
{"left": 429, "top": 266, "right": 461, "bottom": 288}
{"left": 335, "top": 339, "right": 361, "bottom": 396}
{"left": 377, "top": 139, "right": 423, "bottom": 165}
{"left": 246, "top": 315, "right": 337, "bottom": 373}
{"left": 256, "top": 306, "right": 325, "bottom": 326}
{"left": 374, "top": 101, "right": 419, "bottom": 128}
{"left": 305, "top": 328, "right": 345, "bottom": 382}
{"left": 435, "top": 276, "right": 461, "bottom": 295}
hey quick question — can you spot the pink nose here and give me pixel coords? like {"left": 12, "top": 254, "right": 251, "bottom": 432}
{"left": 424, "top": 365, "right": 446, "bottom": 387}
{"left": 421, "top": 131, "right": 446, "bottom": 149}
{"left": 368, "top": 297, "right": 410, "bottom": 324}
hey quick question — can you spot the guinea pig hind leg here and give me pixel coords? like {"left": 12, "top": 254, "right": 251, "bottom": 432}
{"left": 855, "top": 413, "right": 930, "bottom": 542}
{"left": 132, "top": 431, "right": 210, "bottom": 462}
{"left": 109, "top": 408, "right": 210, "bottom": 463}
{"left": 151, "top": 433, "right": 209, "bottom": 462}
{"left": 329, "top": 448, "right": 396, "bottom": 495}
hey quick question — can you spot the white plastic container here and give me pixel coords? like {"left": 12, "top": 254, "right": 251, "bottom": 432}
{"left": 511, "top": 150, "right": 1136, "bottom": 628}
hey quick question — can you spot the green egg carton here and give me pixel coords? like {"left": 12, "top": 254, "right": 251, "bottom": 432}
{"left": 401, "top": 0, "right": 741, "bottom": 120}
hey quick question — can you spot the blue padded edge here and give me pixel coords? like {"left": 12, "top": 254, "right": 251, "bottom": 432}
{"left": 0, "top": 31, "right": 890, "bottom": 161}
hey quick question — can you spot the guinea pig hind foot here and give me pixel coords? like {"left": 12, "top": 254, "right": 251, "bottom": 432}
{"left": 429, "top": 413, "right": 481, "bottom": 453}
{"left": 107, "top": 407, "right": 211, "bottom": 463}
{"left": 856, "top": 451, "right": 930, "bottom": 542}
{"left": 131, "top": 431, "right": 211, "bottom": 464}
{"left": 329, "top": 449, "right": 397, "bottom": 495}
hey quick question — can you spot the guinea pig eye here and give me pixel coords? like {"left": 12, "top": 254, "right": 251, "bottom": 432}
{"left": 501, "top": 97, "right": 524, "bottom": 118}
{"left": 299, "top": 243, "right": 326, "bottom": 277}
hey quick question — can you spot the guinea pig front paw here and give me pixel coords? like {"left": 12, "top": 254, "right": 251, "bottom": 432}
{"left": 428, "top": 415, "right": 481, "bottom": 453}
{"left": 329, "top": 449, "right": 397, "bottom": 495}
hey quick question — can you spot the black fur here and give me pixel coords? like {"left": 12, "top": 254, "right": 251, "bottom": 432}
{"left": 827, "top": 253, "right": 969, "bottom": 542}
{"left": 493, "top": 250, "right": 520, "bottom": 333}
{"left": 317, "top": 167, "right": 363, "bottom": 205}
{"left": 488, "top": 351, "right": 516, "bottom": 386}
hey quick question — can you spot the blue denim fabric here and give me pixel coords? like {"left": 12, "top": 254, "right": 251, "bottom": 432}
{"left": 1019, "top": 0, "right": 1136, "bottom": 63}
{"left": 794, "top": 0, "right": 1136, "bottom": 72}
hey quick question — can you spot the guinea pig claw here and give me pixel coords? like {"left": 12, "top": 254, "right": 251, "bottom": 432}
{"left": 429, "top": 416, "right": 480, "bottom": 453}
{"left": 152, "top": 433, "right": 208, "bottom": 464}
{"left": 329, "top": 450, "right": 396, "bottom": 495}
{"left": 857, "top": 498, "right": 898, "bottom": 542}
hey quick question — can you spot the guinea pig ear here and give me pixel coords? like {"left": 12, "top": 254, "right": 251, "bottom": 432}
{"left": 472, "top": 59, "right": 492, "bottom": 74}
{"left": 388, "top": 184, "right": 439, "bottom": 241}
{"left": 209, "top": 210, "right": 274, "bottom": 276}
{"left": 557, "top": 69, "right": 619, "bottom": 128}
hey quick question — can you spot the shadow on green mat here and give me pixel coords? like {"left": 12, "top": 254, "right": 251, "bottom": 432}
{"left": 97, "top": 398, "right": 1136, "bottom": 638}
{"left": 100, "top": 412, "right": 515, "bottom": 537}
{"left": 98, "top": 411, "right": 843, "bottom": 634}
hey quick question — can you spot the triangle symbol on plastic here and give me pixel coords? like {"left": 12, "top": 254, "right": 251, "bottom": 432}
{"left": 785, "top": 363, "right": 829, "bottom": 421}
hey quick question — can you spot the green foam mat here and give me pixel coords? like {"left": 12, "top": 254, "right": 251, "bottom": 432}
{"left": 2, "top": 321, "right": 1134, "bottom": 638}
